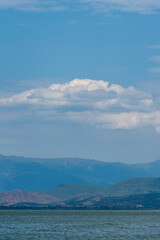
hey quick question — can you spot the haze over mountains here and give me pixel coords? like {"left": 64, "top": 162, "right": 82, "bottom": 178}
{"left": 1, "top": 154, "right": 160, "bottom": 192}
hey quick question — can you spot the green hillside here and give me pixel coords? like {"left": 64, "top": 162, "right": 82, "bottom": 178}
{"left": 39, "top": 183, "right": 109, "bottom": 200}
{"left": 105, "top": 177, "right": 160, "bottom": 197}
{"left": 40, "top": 178, "right": 160, "bottom": 200}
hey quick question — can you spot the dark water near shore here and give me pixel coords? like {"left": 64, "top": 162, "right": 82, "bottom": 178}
{"left": 0, "top": 210, "right": 160, "bottom": 239}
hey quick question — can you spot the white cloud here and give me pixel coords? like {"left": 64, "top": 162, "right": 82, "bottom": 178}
{"left": 0, "top": 0, "right": 160, "bottom": 13}
{"left": 0, "top": 89, "right": 36, "bottom": 105}
{"left": 0, "top": 78, "right": 152, "bottom": 110}
{"left": 0, "top": 78, "right": 160, "bottom": 132}
{"left": 67, "top": 110, "right": 160, "bottom": 132}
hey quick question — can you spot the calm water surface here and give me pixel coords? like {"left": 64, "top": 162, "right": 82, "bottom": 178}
{"left": 0, "top": 210, "right": 160, "bottom": 239}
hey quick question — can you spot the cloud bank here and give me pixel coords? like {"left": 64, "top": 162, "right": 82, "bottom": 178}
{"left": 1, "top": 78, "right": 160, "bottom": 132}
{"left": 0, "top": 0, "right": 160, "bottom": 13}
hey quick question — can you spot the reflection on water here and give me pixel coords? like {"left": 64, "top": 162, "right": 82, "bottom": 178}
{"left": 0, "top": 210, "right": 160, "bottom": 240}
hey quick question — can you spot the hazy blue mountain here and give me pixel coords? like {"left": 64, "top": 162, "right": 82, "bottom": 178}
{"left": 0, "top": 154, "right": 160, "bottom": 191}
{"left": 0, "top": 157, "right": 87, "bottom": 192}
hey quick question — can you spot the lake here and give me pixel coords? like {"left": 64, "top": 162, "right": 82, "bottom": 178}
{"left": 0, "top": 210, "right": 160, "bottom": 239}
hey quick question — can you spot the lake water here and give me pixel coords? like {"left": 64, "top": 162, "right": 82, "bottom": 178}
{"left": 0, "top": 210, "right": 160, "bottom": 239}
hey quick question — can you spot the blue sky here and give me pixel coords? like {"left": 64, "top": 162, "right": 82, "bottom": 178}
{"left": 0, "top": 0, "right": 160, "bottom": 163}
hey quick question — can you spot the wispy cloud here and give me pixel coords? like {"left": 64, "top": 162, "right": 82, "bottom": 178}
{"left": 149, "top": 67, "right": 160, "bottom": 73}
{"left": 1, "top": 78, "right": 160, "bottom": 132}
{"left": 67, "top": 111, "right": 160, "bottom": 131}
{"left": 1, "top": 0, "right": 160, "bottom": 13}
{"left": 0, "top": 0, "right": 66, "bottom": 12}
{"left": 149, "top": 54, "right": 160, "bottom": 73}
{"left": 150, "top": 56, "right": 160, "bottom": 64}
{"left": 148, "top": 44, "right": 160, "bottom": 73}
{"left": 80, "top": 0, "right": 160, "bottom": 14}
{"left": 68, "top": 20, "right": 77, "bottom": 25}
{"left": 149, "top": 45, "right": 160, "bottom": 49}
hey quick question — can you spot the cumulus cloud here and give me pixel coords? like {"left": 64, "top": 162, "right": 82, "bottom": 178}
{"left": 0, "top": 78, "right": 160, "bottom": 132}
{"left": 0, "top": 79, "right": 152, "bottom": 109}
{"left": 0, "top": 0, "right": 160, "bottom": 13}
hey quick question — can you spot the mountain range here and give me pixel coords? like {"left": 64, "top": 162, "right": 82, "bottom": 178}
{"left": 1, "top": 154, "right": 160, "bottom": 192}
{"left": 1, "top": 153, "right": 160, "bottom": 209}
{"left": 1, "top": 178, "right": 160, "bottom": 209}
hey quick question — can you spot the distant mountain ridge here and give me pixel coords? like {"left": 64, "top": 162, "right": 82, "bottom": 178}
{"left": 0, "top": 154, "right": 160, "bottom": 192}
{"left": 1, "top": 178, "right": 160, "bottom": 209}
{"left": 40, "top": 178, "right": 160, "bottom": 199}
{"left": 102, "top": 177, "right": 160, "bottom": 197}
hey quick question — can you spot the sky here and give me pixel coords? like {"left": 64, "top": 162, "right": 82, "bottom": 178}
{"left": 0, "top": 0, "right": 160, "bottom": 163}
